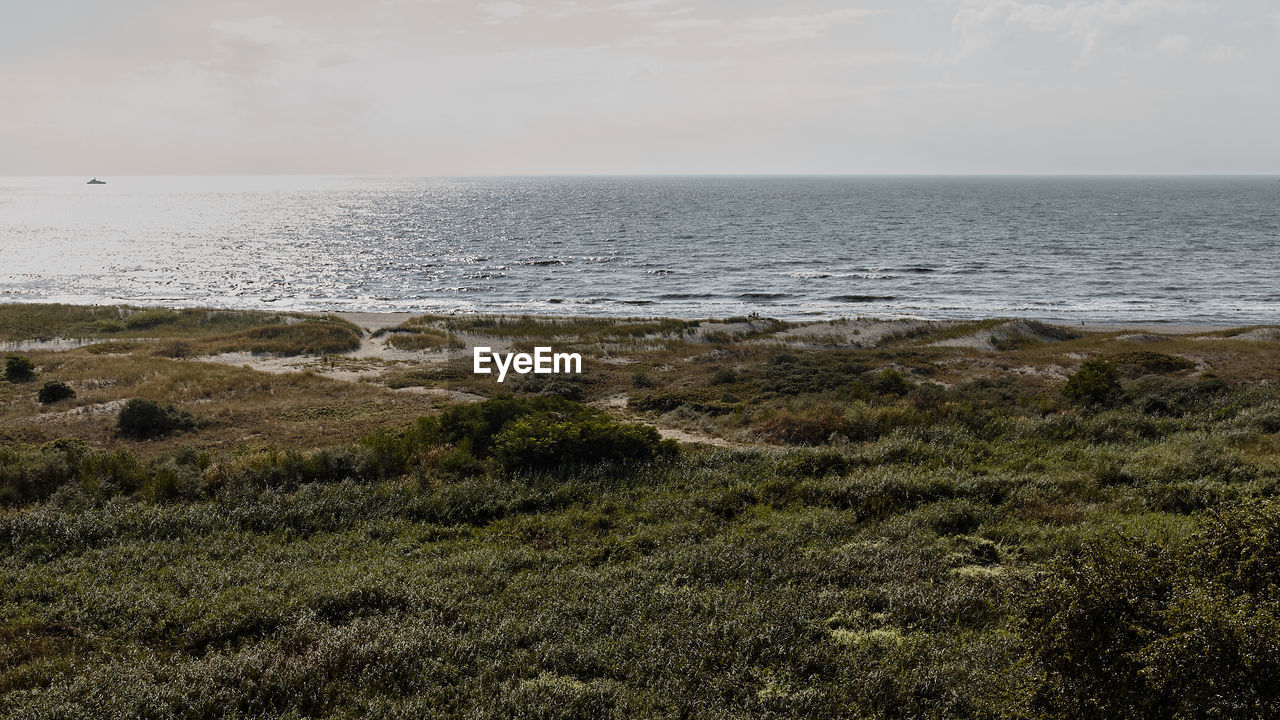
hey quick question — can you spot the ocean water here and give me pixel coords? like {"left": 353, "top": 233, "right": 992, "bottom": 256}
{"left": 2, "top": 175, "right": 1277, "bottom": 323}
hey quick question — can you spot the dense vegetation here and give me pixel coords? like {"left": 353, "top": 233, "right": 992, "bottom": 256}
{"left": 2, "top": 305, "right": 1279, "bottom": 718}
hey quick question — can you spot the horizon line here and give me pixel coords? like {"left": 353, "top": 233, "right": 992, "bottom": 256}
{"left": 7, "top": 172, "right": 1279, "bottom": 179}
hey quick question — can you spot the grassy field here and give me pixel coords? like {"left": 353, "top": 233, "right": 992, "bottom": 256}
{"left": 2, "top": 304, "right": 1279, "bottom": 718}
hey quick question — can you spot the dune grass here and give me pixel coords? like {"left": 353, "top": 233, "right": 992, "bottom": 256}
{"left": 0, "top": 304, "right": 362, "bottom": 357}
{"left": 3, "top": 389, "right": 1278, "bottom": 716}
{"left": 4, "top": 306, "right": 1280, "bottom": 717}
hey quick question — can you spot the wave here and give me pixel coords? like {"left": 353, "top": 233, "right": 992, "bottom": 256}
{"left": 831, "top": 295, "right": 896, "bottom": 303}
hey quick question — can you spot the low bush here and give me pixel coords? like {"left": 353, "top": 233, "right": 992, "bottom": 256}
{"left": 1063, "top": 359, "right": 1121, "bottom": 407}
{"left": 493, "top": 415, "right": 676, "bottom": 472}
{"left": 750, "top": 353, "right": 870, "bottom": 398}
{"left": 1027, "top": 500, "right": 1280, "bottom": 719}
{"left": 435, "top": 396, "right": 676, "bottom": 472}
{"left": 868, "top": 368, "right": 913, "bottom": 396}
{"left": 509, "top": 373, "right": 585, "bottom": 401}
{"left": 710, "top": 368, "right": 738, "bottom": 385}
{"left": 628, "top": 388, "right": 737, "bottom": 415}
{"left": 4, "top": 355, "right": 35, "bottom": 382}
{"left": 36, "top": 381, "right": 75, "bottom": 404}
{"left": 1108, "top": 351, "right": 1196, "bottom": 375}
{"left": 760, "top": 409, "right": 843, "bottom": 445}
{"left": 116, "top": 399, "right": 199, "bottom": 439}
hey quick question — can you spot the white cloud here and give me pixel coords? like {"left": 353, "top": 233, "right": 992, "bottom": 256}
{"left": 654, "top": 18, "right": 722, "bottom": 31}
{"left": 1155, "top": 33, "right": 1189, "bottom": 55}
{"left": 723, "top": 9, "right": 873, "bottom": 46}
{"left": 209, "top": 16, "right": 323, "bottom": 53}
{"left": 4, "top": 0, "right": 1278, "bottom": 174}
{"left": 611, "top": 0, "right": 691, "bottom": 17}
{"left": 481, "top": 2, "right": 528, "bottom": 22}
{"left": 953, "top": 0, "right": 1212, "bottom": 59}
{"left": 1202, "top": 44, "right": 1245, "bottom": 62}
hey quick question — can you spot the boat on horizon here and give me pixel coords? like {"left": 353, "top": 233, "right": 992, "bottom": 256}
{"left": 86, "top": 178, "right": 105, "bottom": 185}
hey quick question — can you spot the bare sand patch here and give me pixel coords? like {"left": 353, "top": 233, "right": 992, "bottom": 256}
{"left": 774, "top": 318, "right": 928, "bottom": 348}
{"left": 656, "top": 426, "right": 738, "bottom": 447}
{"left": 930, "top": 320, "right": 1077, "bottom": 350}
{"left": 37, "top": 398, "right": 128, "bottom": 422}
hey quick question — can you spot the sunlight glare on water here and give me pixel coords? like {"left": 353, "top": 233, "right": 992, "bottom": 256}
{"left": 1, "top": 175, "right": 1277, "bottom": 322}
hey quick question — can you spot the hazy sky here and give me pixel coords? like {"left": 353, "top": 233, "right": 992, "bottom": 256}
{"left": 3, "top": 0, "right": 1277, "bottom": 175}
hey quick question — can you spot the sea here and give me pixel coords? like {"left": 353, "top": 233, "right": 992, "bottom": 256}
{"left": 2, "top": 176, "right": 1277, "bottom": 323}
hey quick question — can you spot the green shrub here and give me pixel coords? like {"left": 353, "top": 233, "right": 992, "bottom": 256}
{"left": 869, "top": 368, "right": 912, "bottom": 396}
{"left": 0, "top": 445, "right": 74, "bottom": 505}
{"left": 915, "top": 498, "right": 990, "bottom": 536}
{"left": 760, "top": 409, "right": 843, "bottom": 445}
{"left": 436, "top": 396, "right": 573, "bottom": 456}
{"left": 710, "top": 368, "right": 738, "bottom": 385}
{"left": 4, "top": 355, "right": 35, "bottom": 382}
{"left": 37, "top": 381, "right": 75, "bottom": 404}
{"left": 1026, "top": 533, "right": 1177, "bottom": 718}
{"left": 509, "top": 373, "right": 585, "bottom": 401}
{"left": 628, "top": 388, "right": 737, "bottom": 415}
{"left": 1028, "top": 500, "right": 1280, "bottom": 719}
{"left": 116, "top": 399, "right": 198, "bottom": 439}
{"left": 1107, "top": 351, "right": 1196, "bottom": 375}
{"left": 1063, "top": 359, "right": 1121, "bottom": 406}
{"left": 492, "top": 415, "right": 676, "bottom": 472}
{"left": 750, "top": 353, "right": 870, "bottom": 398}
{"left": 842, "top": 402, "right": 930, "bottom": 441}
{"left": 434, "top": 446, "right": 486, "bottom": 479}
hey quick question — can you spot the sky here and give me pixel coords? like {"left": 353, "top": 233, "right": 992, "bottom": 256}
{"left": 1, "top": 0, "right": 1277, "bottom": 175}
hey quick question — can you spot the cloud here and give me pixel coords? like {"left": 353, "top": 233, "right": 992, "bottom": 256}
{"left": 654, "top": 18, "right": 722, "bottom": 31}
{"left": 952, "top": 0, "right": 1212, "bottom": 59}
{"left": 480, "top": 2, "right": 528, "bottom": 23}
{"left": 722, "top": 9, "right": 873, "bottom": 46}
{"left": 5, "top": 0, "right": 1277, "bottom": 175}
{"left": 611, "top": 0, "right": 691, "bottom": 17}
{"left": 1202, "top": 44, "right": 1245, "bottom": 62}
{"left": 1155, "top": 33, "right": 1189, "bottom": 55}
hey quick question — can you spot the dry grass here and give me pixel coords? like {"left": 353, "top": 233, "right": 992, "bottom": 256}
{"left": 381, "top": 327, "right": 465, "bottom": 352}
{"left": 0, "top": 350, "right": 438, "bottom": 455}
{"left": 7, "top": 304, "right": 1279, "bottom": 457}
{"left": 0, "top": 304, "right": 362, "bottom": 357}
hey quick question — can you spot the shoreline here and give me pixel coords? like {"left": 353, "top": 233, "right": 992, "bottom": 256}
{"left": 0, "top": 301, "right": 1266, "bottom": 332}
{"left": 324, "top": 311, "right": 1251, "bottom": 336}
